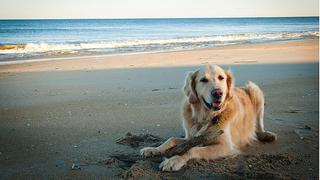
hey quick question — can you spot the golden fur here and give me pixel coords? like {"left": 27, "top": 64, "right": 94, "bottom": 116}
{"left": 141, "top": 64, "right": 277, "bottom": 171}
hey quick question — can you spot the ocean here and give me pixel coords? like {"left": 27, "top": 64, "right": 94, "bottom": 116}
{"left": 0, "top": 17, "right": 318, "bottom": 62}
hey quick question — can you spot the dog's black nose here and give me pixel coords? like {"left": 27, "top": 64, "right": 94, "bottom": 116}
{"left": 212, "top": 89, "right": 223, "bottom": 98}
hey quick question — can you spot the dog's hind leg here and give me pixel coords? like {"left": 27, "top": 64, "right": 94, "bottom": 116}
{"left": 252, "top": 83, "right": 277, "bottom": 143}
{"left": 246, "top": 81, "right": 277, "bottom": 143}
{"left": 255, "top": 101, "right": 277, "bottom": 143}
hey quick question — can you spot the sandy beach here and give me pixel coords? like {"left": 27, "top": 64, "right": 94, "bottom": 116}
{"left": 0, "top": 39, "right": 319, "bottom": 179}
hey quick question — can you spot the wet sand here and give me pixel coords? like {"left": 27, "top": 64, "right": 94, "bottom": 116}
{"left": 0, "top": 40, "right": 319, "bottom": 179}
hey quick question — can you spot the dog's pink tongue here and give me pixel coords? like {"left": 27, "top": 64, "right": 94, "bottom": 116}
{"left": 212, "top": 101, "right": 221, "bottom": 107}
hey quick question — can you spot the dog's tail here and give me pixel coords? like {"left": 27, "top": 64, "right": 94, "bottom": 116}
{"left": 244, "top": 81, "right": 264, "bottom": 113}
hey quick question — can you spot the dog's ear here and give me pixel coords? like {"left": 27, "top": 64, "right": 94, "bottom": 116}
{"left": 225, "top": 69, "right": 234, "bottom": 99}
{"left": 183, "top": 70, "right": 199, "bottom": 104}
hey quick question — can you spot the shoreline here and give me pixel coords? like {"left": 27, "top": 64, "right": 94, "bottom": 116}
{"left": 0, "top": 39, "right": 315, "bottom": 65}
{"left": 0, "top": 39, "right": 318, "bottom": 73}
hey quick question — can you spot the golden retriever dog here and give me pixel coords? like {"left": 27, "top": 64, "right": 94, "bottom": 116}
{"left": 141, "top": 64, "right": 277, "bottom": 171}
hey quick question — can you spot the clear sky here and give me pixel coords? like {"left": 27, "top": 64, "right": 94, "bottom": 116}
{"left": 0, "top": 0, "right": 318, "bottom": 19}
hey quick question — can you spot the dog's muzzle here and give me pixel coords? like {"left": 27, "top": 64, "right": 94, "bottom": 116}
{"left": 201, "top": 96, "right": 221, "bottom": 111}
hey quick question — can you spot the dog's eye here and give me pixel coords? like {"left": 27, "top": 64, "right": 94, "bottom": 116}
{"left": 200, "top": 77, "right": 208, "bottom": 83}
{"left": 218, "top": 75, "right": 224, "bottom": 81}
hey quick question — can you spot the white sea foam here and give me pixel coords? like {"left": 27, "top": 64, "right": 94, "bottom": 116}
{"left": 0, "top": 31, "right": 318, "bottom": 54}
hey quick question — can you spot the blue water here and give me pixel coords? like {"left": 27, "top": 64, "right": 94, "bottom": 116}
{"left": 0, "top": 17, "right": 318, "bottom": 61}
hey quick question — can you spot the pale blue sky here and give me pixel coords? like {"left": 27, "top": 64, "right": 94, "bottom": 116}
{"left": 0, "top": 0, "right": 318, "bottom": 19}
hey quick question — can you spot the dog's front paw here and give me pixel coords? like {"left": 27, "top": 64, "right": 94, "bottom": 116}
{"left": 159, "top": 155, "right": 186, "bottom": 172}
{"left": 140, "top": 147, "right": 161, "bottom": 157}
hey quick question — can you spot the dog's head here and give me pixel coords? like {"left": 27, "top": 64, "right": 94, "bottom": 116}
{"left": 183, "top": 65, "right": 234, "bottom": 111}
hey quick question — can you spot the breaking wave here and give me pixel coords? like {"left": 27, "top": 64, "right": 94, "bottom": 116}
{"left": 0, "top": 31, "right": 318, "bottom": 54}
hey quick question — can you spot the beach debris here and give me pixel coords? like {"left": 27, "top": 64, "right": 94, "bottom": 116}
{"left": 168, "top": 87, "right": 178, "bottom": 90}
{"left": 298, "top": 125, "right": 312, "bottom": 130}
{"left": 303, "top": 125, "right": 312, "bottom": 130}
{"left": 285, "top": 106, "right": 304, "bottom": 114}
{"left": 286, "top": 109, "right": 301, "bottom": 113}
{"left": 151, "top": 87, "right": 178, "bottom": 91}
{"left": 55, "top": 160, "right": 66, "bottom": 168}
{"left": 116, "top": 132, "right": 163, "bottom": 148}
{"left": 71, "top": 163, "right": 81, "bottom": 170}
{"left": 162, "top": 128, "right": 223, "bottom": 158}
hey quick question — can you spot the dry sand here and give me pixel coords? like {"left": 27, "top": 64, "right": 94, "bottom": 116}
{"left": 0, "top": 39, "right": 318, "bottom": 179}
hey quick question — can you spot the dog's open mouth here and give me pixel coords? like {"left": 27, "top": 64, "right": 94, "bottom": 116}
{"left": 201, "top": 96, "right": 221, "bottom": 111}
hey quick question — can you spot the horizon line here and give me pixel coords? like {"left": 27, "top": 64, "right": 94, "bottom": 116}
{"left": 0, "top": 15, "right": 319, "bottom": 20}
